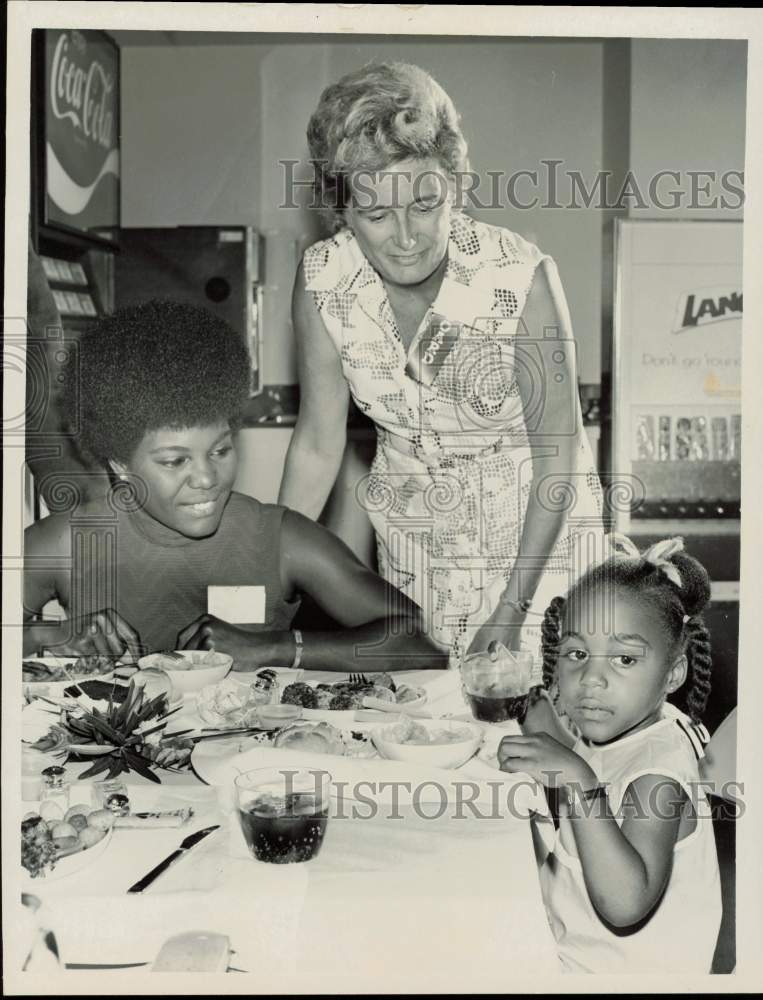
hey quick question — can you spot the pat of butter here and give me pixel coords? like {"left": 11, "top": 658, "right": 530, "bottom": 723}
{"left": 207, "top": 585, "right": 265, "bottom": 623}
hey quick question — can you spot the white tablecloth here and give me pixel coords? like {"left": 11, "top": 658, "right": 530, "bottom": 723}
{"left": 18, "top": 671, "right": 560, "bottom": 988}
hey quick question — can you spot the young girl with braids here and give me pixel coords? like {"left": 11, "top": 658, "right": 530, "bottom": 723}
{"left": 497, "top": 535, "right": 722, "bottom": 973}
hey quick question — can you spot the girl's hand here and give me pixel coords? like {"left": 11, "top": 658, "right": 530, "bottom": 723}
{"left": 497, "top": 732, "right": 597, "bottom": 791}
{"left": 55, "top": 608, "right": 143, "bottom": 663}
{"left": 176, "top": 614, "right": 276, "bottom": 670}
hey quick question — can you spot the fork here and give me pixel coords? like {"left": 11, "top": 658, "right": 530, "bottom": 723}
{"left": 348, "top": 672, "right": 370, "bottom": 685}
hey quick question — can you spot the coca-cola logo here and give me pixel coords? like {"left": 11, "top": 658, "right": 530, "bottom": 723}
{"left": 50, "top": 31, "right": 115, "bottom": 151}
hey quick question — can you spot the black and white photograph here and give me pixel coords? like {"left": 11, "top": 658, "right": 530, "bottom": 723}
{"left": 3, "top": 3, "right": 761, "bottom": 992}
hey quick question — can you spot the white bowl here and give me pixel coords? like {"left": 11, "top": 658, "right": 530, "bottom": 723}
{"left": 22, "top": 825, "right": 113, "bottom": 885}
{"left": 371, "top": 718, "right": 483, "bottom": 770}
{"left": 138, "top": 651, "right": 233, "bottom": 694}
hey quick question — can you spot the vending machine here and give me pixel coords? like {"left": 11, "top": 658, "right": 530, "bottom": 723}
{"left": 611, "top": 219, "right": 742, "bottom": 730}
{"left": 113, "top": 226, "right": 263, "bottom": 397}
{"left": 28, "top": 28, "right": 121, "bottom": 516}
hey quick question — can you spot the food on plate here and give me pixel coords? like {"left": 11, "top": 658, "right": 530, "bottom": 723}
{"left": 21, "top": 817, "right": 59, "bottom": 879}
{"left": 196, "top": 679, "right": 265, "bottom": 728}
{"left": 369, "top": 672, "right": 396, "bottom": 691}
{"left": 328, "top": 690, "right": 364, "bottom": 711}
{"left": 28, "top": 726, "right": 70, "bottom": 758}
{"left": 22, "top": 654, "right": 114, "bottom": 684}
{"left": 395, "top": 683, "right": 423, "bottom": 704}
{"left": 149, "top": 650, "right": 222, "bottom": 672}
{"left": 21, "top": 806, "right": 108, "bottom": 878}
{"left": 49, "top": 822, "right": 77, "bottom": 840}
{"left": 280, "top": 678, "right": 423, "bottom": 710}
{"left": 87, "top": 809, "right": 116, "bottom": 831}
{"left": 381, "top": 715, "right": 475, "bottom": 746}
{"left": 281, "top": 682, "right": 319, "bottom": 709}
{"left": 78, "top": 826, "right": 105, "bottom": 848}
{"left": 273, "top": 720, "right": 346, "bottom": 756}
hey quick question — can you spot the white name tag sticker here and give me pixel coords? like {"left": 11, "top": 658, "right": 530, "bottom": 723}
{"left": 207, "top": 585, "right": 266, "bottom": 624}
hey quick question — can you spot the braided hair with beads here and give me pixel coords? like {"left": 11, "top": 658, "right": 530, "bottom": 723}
{"left": 539, "top": 536, "right": 713, "bottom": 725}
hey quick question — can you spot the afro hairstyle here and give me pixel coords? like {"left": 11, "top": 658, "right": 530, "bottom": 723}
{"left": 61, "top": 299, "right": 251, "bottom": 465}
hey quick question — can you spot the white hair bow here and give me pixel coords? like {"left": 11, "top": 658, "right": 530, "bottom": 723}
{"left": 606, "top": 533, "right": 641, "bottom": 559}
{"left": 606, "top": 533, "right": 685, "bottom": 588}
{"left": 643, "top": 536, "right": 685, "bottom": 587}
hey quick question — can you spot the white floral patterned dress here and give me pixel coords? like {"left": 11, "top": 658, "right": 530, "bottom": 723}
{"left": 303, "top": 213, "right": 605, "bottom": 665}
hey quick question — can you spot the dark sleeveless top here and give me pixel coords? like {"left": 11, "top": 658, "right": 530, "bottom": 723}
{"left": 63, "top": 492, "right": 299, "bottom": 652}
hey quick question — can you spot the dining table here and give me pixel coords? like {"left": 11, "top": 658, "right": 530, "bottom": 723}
{"left": 16, "top": 668, "right": 562, "bottom": 990}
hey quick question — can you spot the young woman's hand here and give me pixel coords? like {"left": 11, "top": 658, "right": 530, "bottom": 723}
{"left": 53, "top": 608, "right": 143, "bottom": 663}
{"left": 176, "top": 613, "right": 280, "bottom": 670}
{"left": 497, "top": 732, "right": 597, "bottom": 791}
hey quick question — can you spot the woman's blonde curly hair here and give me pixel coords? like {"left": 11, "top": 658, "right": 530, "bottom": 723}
{"left": 306, "top": 62, "right": 470, "bottom": 232}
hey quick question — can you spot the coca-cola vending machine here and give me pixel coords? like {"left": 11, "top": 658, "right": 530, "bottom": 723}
{"left": 30, "top": 26, "right": 119, "bottom": 353}
{"left": 28, "top": 28, "right": 121, "bottom": 515}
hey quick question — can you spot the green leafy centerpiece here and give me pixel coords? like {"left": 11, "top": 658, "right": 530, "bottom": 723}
{"left": 30, "top": 681, "right": 193, "bottom": 783}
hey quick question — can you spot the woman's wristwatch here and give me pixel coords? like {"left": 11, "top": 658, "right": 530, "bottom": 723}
{"left": 499, "top": 595, "right": 533, "bottom": 615}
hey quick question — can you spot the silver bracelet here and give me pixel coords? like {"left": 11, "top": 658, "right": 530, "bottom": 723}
{"left": 291, "top": 629, "right": 303, "bottom": 670}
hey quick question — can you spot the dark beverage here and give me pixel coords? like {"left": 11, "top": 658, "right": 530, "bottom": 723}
{"left": 465, "top": 692, "right": 529, "bottom": 724}
{"left": 237, "top": 791, "right": 328, "bottom": 864}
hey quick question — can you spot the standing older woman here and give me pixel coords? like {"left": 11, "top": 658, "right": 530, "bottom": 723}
{"left": 279, "top": 62, "right": 605, "bottom": 664}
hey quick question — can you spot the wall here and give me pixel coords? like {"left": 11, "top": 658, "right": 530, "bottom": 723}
{"left": 629, "top": 39, "right": 747, "bottom": 221}
{"left": 120, "top": 44, "right": 268, "bottom": 226}
{"left": 120, "top": 36, "right": 748, "bottom": 385}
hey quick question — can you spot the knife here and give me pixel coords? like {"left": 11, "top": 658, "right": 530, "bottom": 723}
{"left": 126, "top": 825, "right": 220, "bottom": 893}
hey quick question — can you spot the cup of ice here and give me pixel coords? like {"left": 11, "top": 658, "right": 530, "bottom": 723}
{"left": 460, "top": 643, "right": 534, "bottom": 724}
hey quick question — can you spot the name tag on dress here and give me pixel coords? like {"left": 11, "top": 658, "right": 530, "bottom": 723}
{"left": 207, "top": 585, "right": 266, "bottom": 623}
{"left": 405, "top": 315, "right": 461, "bottom": 386}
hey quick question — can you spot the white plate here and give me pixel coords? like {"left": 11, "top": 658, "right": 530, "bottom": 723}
{"left": 277, "top": 679, "right": 428, "bottom": 714}
{"left": 22, "top": 825, "right": 113, "bottom": 885}
{"left": 192, "top": 725, "right": 377, "bottom": 770}
{"left": 23, "top": 656, "right": 116, "bottom": 700}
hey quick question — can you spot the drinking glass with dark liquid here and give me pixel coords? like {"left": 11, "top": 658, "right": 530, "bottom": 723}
{"left": 461, "top": 644, "right": 534, "bottom": 724}
{"left": 234, "top": 768, "right": 330, "bottom": 864}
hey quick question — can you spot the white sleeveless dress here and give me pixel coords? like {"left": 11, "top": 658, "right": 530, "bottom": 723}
{"left": 536, "top": 704, "right": 722, "bottom": 973}
{"left": 303, "top": 213, "right": 605, "bottom": 665}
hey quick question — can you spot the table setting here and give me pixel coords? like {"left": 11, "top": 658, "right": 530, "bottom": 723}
{"left": 16, "top": 646, "right": 561, "bottom": 986}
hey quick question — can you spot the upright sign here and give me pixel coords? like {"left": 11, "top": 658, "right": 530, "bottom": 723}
{"left": 43, "top": 29, "right": 120, "bottom": 233}
{"left": 612, "top": 220, "right": 742, "bottom": 528}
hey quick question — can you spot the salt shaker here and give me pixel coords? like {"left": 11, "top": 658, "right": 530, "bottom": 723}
{"left": 39, "top": 766, "right": 70, "bottom": 815}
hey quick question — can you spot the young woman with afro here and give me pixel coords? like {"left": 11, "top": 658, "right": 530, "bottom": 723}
{"left": 23, "top": 299, "right": 447, "bottom": 672}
